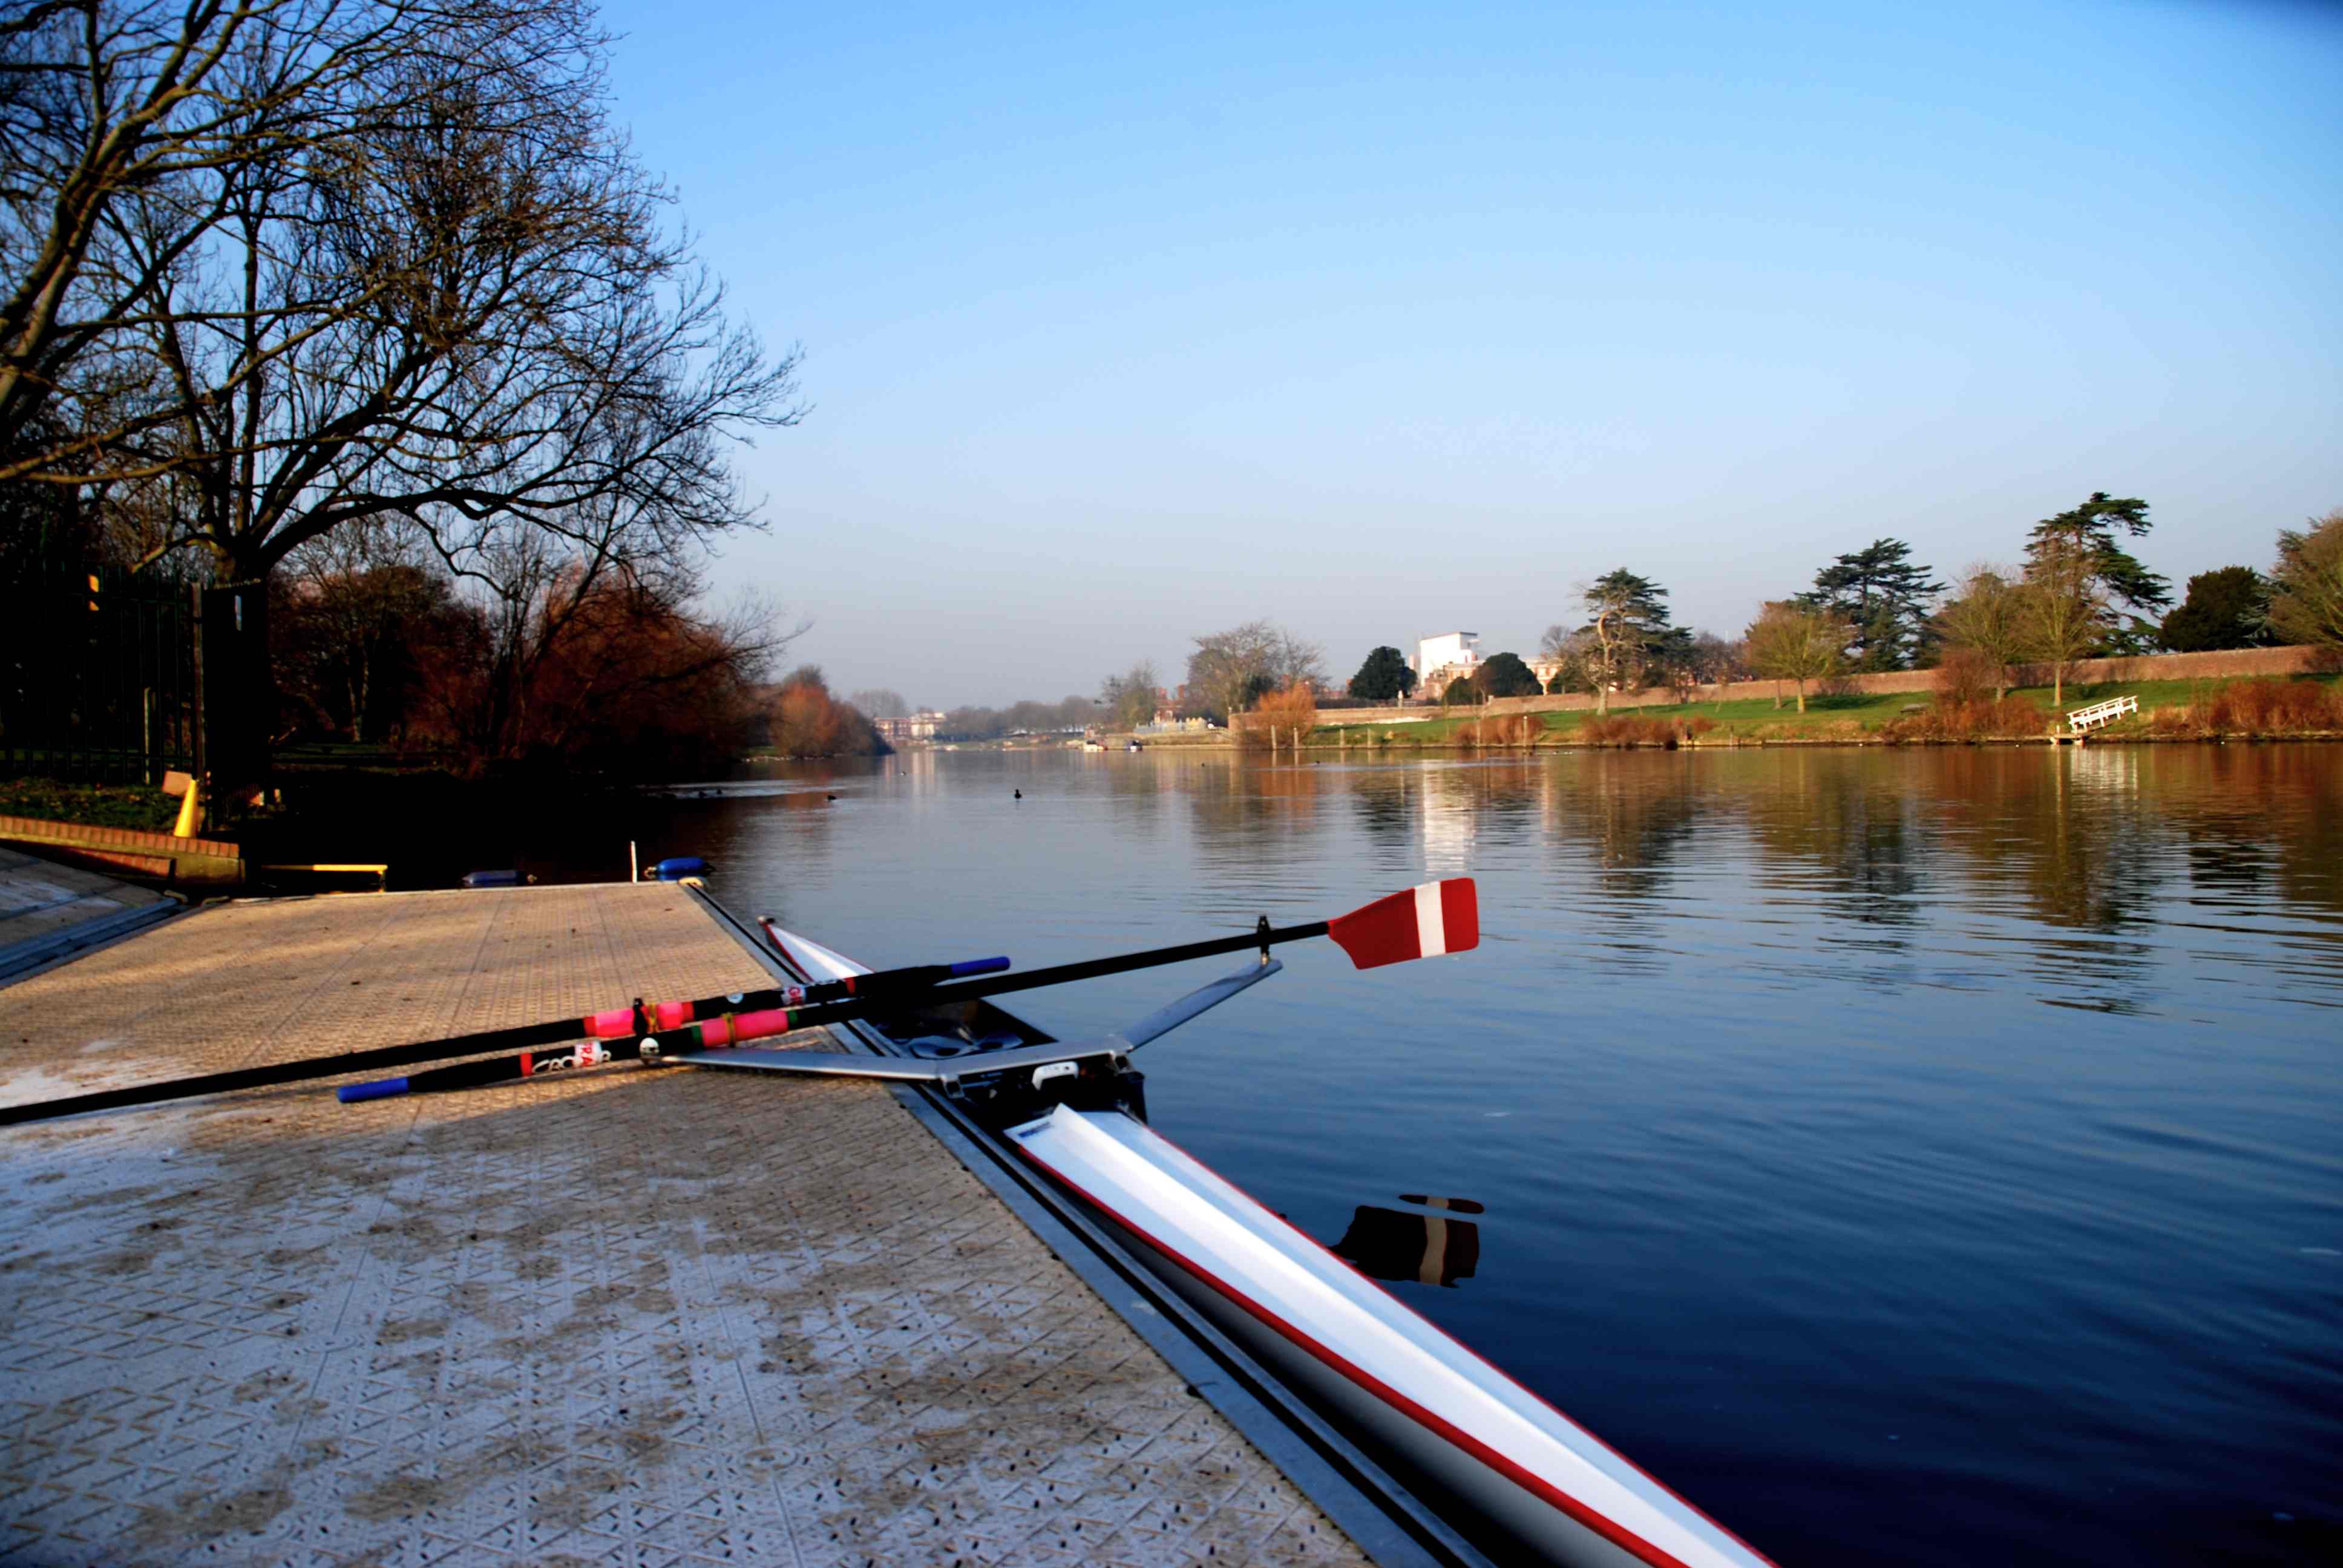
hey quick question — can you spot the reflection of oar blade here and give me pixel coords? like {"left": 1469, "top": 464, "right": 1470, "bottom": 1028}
{"left": 1333, "top": 1204, "right": 1481, "bottom": 1287}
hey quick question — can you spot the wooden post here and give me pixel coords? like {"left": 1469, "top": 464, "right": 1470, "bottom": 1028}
{"left": 188, "top": 583, "right": 206, "bottom": 786}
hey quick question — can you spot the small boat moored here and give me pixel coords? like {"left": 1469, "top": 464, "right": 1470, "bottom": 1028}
{"left": 733, "top": 893, "right": 1774, "bottom": 1568}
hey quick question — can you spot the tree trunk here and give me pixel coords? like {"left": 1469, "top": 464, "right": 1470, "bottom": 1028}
{"left": 198, "top": 574, "right": 275, "bottom": 808}
{"left": 1795, "top": 681, "right": 1807, "bottom": 713}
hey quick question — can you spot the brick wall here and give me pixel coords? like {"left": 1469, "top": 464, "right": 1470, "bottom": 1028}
{"left": 1262, "top": 644, "right": 2327, "bottom": 730}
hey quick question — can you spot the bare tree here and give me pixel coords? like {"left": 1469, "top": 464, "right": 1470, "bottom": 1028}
{"left": 1744, "top": 601, "right": 1850, "bottom": 713}
{"left": 2, "top": 1, "right": 802, "bottom": 783}
{"left": 1098, "top": 660, "right": 1158, "bottom": 730}
{"left": 277, "top": 513, "right": 444, "bottom": 741}
{"left": 847, "top": 688, "right": 910, "bottom": 719}
{"left": 2017, "top": 535, "right": 2105, "bottom": 707}
{"left": 1187, "top": 621, "right": 1317, "bottom": 720}
{"left": 1932, "top": 565, "right": 2026, "bottom": 701}
{"left": 4, "top": 1, "right": 602, "bottom": 479}
{"left": 3, "top": 3, "right": 799, "bottom": 572}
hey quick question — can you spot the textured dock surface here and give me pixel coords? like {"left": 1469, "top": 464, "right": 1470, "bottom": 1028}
{"left": 0, "top": 846, "right": 172, "bottom": 962}
{"left": 0, "top": 883, "right": 1366, "bottom": 1567}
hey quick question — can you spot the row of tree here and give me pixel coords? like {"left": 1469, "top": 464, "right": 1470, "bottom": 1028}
{"left": 1323, "top": 497, "right": 2341, "bottom": 716}
{"left": 943, "top": 495, "right": 2341, "bottom": 734}
{"left": 267, "top": 529, "right": 881, "bottom": 768}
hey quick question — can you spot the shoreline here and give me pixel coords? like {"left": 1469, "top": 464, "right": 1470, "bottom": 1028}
{"left": 1276, "top": 730, "right": 2343, "bottom": 752}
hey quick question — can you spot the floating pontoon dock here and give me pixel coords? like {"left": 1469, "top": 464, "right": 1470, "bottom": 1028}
{"left": 0, "top": 881, "right": 1398, "bottom": 1566}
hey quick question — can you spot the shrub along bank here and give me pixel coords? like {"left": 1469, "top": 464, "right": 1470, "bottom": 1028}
{"left": 1304, "top": 673, "right": 2343, "bottom": 748}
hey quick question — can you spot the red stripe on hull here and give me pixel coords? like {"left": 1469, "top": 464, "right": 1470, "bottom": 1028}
{"left": 1014, "top": 1146, "right": 1743, "bottom": 1568}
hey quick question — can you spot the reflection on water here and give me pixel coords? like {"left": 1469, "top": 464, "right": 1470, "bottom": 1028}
{"left": 1332, "top": 1197, "right": 1484, "bottom": 1287}
{"left": 625, "top": 744, "right": 2340, "bottom": 1567}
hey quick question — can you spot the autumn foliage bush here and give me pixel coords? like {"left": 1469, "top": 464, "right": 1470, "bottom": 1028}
{"left": 1244, "top": 680, "right": 1320, "bottom": 747}
{"left": 2202, "top": 678, "right": 2341, "bottom": 733}
{"left": 1579, "top": 715, "right": 1685, "bottom": 747}
{"left": 1880, "top": 696, "right": 2049, "bottom": 742}
{"left": 767, "top": 667, "right": 884, "bottom": 757}
{"left": 1453, "top": 714, "right": 1542, "bottom": 746}
{"left": 1932, "top": 643, "right": 2008, "bottom": 705}
{"left": 275, "top": 565, "right": 775, "bottom": 774}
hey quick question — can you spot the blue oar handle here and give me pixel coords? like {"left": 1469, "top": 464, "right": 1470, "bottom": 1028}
{"left": 338, "top": 1077, "right": 410, "bottom": 1103}
{"left": 948, "top": 956, "right": 1011, "bottom": 978}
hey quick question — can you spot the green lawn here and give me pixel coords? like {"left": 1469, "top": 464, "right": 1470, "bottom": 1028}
{"left": 1308, "top": 672, "right": 2342, "bottom": 745}
{"left": 0, "top": 776, "right": 182, "bottom": 831}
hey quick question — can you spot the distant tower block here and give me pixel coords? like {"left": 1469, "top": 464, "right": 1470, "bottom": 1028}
{"left": 1414, "top": 632, "right": 1481, "bottom": 698}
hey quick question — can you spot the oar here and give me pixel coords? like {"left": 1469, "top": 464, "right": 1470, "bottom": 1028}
{"left": 0, "top": 953, "right": 1009, "bottom": 1126}
{"left": 338, "top": 879, "right": 1479, "bottom": 1103}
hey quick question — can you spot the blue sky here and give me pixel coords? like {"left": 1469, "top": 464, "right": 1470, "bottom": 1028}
{"left": 598, "top": 0, "right": 2343, "bottom": 707}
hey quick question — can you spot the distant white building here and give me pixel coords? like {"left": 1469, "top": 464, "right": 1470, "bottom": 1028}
{"left": 1413, "top": 632, "right": 1481, "bottom": 698}
{"left": 872, "top": 710, "right": 945, "bottom": 744}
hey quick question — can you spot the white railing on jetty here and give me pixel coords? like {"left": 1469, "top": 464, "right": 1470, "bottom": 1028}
{"left": 2066, "top": 694, "right": 2138, "bottom": 733}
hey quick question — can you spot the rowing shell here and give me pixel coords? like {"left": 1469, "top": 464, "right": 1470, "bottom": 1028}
{"left": 761, "top": 923, "right": 1773, "bottom": 1568}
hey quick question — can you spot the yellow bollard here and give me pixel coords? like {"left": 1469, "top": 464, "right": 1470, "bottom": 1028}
{"left": 172, "top": 776, "right": 201, "bottom": 839}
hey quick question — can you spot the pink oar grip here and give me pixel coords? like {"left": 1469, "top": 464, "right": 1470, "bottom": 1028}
{"left": 585, "top": 1000, "right": 697, "bottom": 1037}
{"left": 692, "top": 1008, "right": 793, "bottom": 1048}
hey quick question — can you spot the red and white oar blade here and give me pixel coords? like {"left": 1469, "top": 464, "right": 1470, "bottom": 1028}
{"left": 1326, "top": 879, "right": 1479, "bottom": 969}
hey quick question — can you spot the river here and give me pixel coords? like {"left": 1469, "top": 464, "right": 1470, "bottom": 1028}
{"left": 600, "top": 744, "right": 2339, "bottom": 1566}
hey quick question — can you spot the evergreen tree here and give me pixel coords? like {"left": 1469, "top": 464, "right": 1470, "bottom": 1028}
{"left": 1477, "top": 651, "right": 1541, "bottom": 697}
{"left": 1347, "top": 645, "right": 1418, "bottom": 701}
{"left": 2159, "top": 567, "right": 2269, "bottom": 652}
{"left": 1795, "top": 538, "right": 1943, "bottom": 670}
{"left": 2268, "top": 511, "right": 2343, "bottom": 652}
{"left": 1547, "top": 570, "right": 1672, "bottom": 714}
{"left": 2022, "top": 492, "right": 2171, "bottom": 655}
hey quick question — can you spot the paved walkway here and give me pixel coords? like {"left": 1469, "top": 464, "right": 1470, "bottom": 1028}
{"left": 0, "top": 883, "right": 1366, "bottom": 1567}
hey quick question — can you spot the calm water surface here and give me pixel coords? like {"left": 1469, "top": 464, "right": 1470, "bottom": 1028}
{"left": 617, "top": 746, "right": 2338, "bottom": 1566}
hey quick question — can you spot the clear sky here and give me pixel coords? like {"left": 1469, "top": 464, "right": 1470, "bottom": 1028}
{"left": 596, "top": 0, "right": 2343, "bottom": 708}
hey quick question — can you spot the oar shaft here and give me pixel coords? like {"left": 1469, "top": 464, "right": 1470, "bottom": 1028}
{"left": 0, "top": 955, "right": 1007, "bottom": 1126}
{"left": 0, "top": 1025, "right": 578, "bottom": 1125}
{"left": 339, "top": 1039, "right": 624, "bottom": 1102}
{"left": 558, "top": 921, "right": 1335, "bottom": 1065}
{"left": 347, "top": 920, "right": 1332, "bottom": 1103}
{"left": 862, "top": 921, "right": 1328, "bottom": 1011}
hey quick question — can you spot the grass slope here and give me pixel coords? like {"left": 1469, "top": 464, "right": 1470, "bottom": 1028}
{"left": 1309, "top": 674, "right": 2342, "bottom": 745}
{"left": 0, "top": 777, "right": 181, "bottom": 831}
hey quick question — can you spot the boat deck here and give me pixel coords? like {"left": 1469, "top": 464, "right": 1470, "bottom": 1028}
{"left": 0, "top": 881, "right": 1368, "bottom": 1567}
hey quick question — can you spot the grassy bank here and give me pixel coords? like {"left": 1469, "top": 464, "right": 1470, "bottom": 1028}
{"left": 0, "top": 777, "right": 182, "bottom": 832}
{"left": 1305, "top": 673, "right": 2343, "bottom": 748}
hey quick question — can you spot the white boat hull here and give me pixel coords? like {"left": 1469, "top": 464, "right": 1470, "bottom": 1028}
{"left": 1006, "top": 1107, "right": 1774, "bottom": 1568}
{"left": 761, "top": 924, "right": 1771, "bottom": 1568}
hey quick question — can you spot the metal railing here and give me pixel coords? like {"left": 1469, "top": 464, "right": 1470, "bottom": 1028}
{"left": 2066, "top": 694, "right": 2139, "bottom": 733}
{"left": 1, "top": 568, "right": 201, "bottom": 784}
